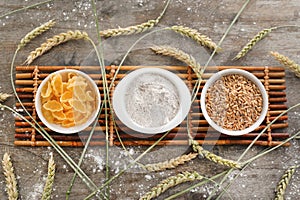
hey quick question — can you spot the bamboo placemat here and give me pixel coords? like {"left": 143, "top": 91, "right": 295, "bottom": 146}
{"left": 14, "top": 65, "right": 289, "bottom": 147}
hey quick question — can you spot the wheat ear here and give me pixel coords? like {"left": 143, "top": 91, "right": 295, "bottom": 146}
{"left": 169, "top": 25, "right": 221, "bottom": 52}
{"left": 270, "top": 51, "right": 300, "bottom": 78}
{"left": 2, "top": 153, "right": 18, "bottom": 200}
{"left": 19, "top": 19, "right": 55, "bottom": 48}
{"left": 99, "top": 0, "right": 170, "bottom": 37}
{"left": 191, "top": 140, "right": 241, "bottom": 169}
{"left": 151, "top": 45, "right": 202, "bottom": 79}
{"left": 139, "top": 171, "right": 203, "bottom": 200}
{"left": 24, "top": 30, "right": 89, "bottom": 65}
{"left": 42, "top": 155, "right": 56, "bottom": 200}
{"left": 233, "top": 28, "right": 276, "bottom": 60}
{"left": 144, "top": 152, "right": 198, "bottom": 172}
{"left": 274, "top": 166, "right": 297, "bottom": 200}
{"left": 0, "top": 93, "right": 12, "bottom": 102}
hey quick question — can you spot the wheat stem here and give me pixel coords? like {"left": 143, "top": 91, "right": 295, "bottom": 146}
{"left": 270, "top": 51, "right": 300, "bottom": 77}
{"left": 42, "top": 155, "right": 56, "bottom": 200}
{"left": 99, "top": 0, "right": 170, "bottom": 37}
{"left": 0, "top": 93, "right": 12, "bottom": 102}
{"left": 24, "top": 30, "right": 89, "bottom": 65}
{"left": 139, "top": 171, "right": 203, "bottom": 200}
{"left": 2, "top": 153, "right": 18, "bottom": 200}
{"left": 233, "top": 27, "right": 276, "bottom": 60}
{"left": 19, "top": 19, "right": 55, "bottom": 48}
{"left": 169, "top": 25, "right": 221, "bottom": 52}
{"left": 144, "top": 152, "right": 198, "bottom": 172}
{"left": 150, "top": 45, "right": 202, "bottom": 79}
{"left": 0, "top": 0, "right": 52, "bottom": 19}
{"left": 274, "top": 166, "right": 298, "bottom": 200}
{"left": 191, "top": 140, "right": 241, "bottom": 169}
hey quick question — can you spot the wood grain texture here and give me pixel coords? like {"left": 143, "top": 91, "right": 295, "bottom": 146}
{"left": 0, "top": 1, "right": 300, "bottom": 200}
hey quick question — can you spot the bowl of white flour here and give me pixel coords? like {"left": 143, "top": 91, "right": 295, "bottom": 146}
{"left": 112, "top": 68, "right": 191, "bottom": 134}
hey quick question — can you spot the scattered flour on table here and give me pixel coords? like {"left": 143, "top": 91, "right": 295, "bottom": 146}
{"left": 125, "top": 73, "right": 179, "bottom": 128}
{"left": 25, "top": 182, "right": 43, "bottom": 200}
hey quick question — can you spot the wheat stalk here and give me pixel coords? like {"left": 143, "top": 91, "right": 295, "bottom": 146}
{"left": 191, "top": 140, "right": 241, "bottom": 169}
{"left": 2, "top": 153, "right": 18, "bottom": 200}
{"left": 42, "top": 154, "right": 56, "bottom": 200}
{"left": 169, "top": 25, "right": 221, "bottom": 52}
{"left": 151, "top": 45, "right": 202, "bottom": 79}
{"left": 233, "top": 27, "right": 276, "bottom": 60}
{"left": 139, "top": 171, "right": 203, "bottom": 200}
{"left": 99, "top": 19, "right": 159, "bottom": 37}
{"left": 270, "top": 51, "right": 300, "bottom": 78}
{"left": 24, "top": 30, "right": 89, "bottom": 65}
{"left": 99, "top": 0, "right": 170, "bottom": 37}
{"left": 274, "top": 166, "right": 298, "bottom": 200}
{"left": 144, "top": 152, "right": 198, "bottom": 172}
{"left": 0, "top": 93, "right": 12, "bottom": 102}
{"left": 19, "top": 19, "right": 56, "bottom": 48}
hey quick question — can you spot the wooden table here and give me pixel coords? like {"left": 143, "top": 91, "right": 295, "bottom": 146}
{"left": 0, "top": 1, "right": 299, "bottom": 199}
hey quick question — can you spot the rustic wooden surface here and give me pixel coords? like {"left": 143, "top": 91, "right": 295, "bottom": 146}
{"left": 0, "top": 0, "right": 300, "bottom": 199}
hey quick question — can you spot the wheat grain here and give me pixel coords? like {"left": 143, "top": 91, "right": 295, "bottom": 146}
{"left": 144, "top": 152, "right": 198, "bottom": 172}
{"left": 19, "top": 19, "right": 55, "bottom": 48}
{"left": 274, "top": 166, "right": 297, "bottom": 200}
{"left": 233, "top": 28, "right": 276, "bottom": 60}
{"left": 139, "top": 171, "right": 203, "bottom": 200}
{"left": 191, "top": 140, "right": 241, "bottom": 169}
{"left": 99, "top": 0, "right": 170, "bottom": 37}
{"left": 42, "top": 154, "right": 56, "bottom": 200}
{"left": 205, "top": 74, "right": 263, "bottom": 130}
{"left": 24, "top": 30, "right": 89, "bottom": 65}
{"left": 151, "top": 45, "right": 202, "bottom": 79}
{"left": 0, "top": 93, "right": 11, "bottom": 102}
{"left": 169, "top": 25, "right": 221, "bottom": 52}
{"left": 270, "top": 51, "right": 300, "bottom": 78}
{"left": 2, "top": 153, "right": 18, "bottom": 200}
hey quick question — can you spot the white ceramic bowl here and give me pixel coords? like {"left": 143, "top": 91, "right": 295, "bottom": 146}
{"left": 35, "top": 69, "right": 101, "bottom": 134}
{"left": 113, "top": 68, "right": 191, "bottom": 134}
{"left": 200, "top": 69, "right": 268, "bottom": 136}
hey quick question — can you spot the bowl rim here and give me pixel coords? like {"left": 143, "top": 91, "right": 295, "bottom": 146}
{"left": 35, "top": 69, "right": 101, "bottom": 134}
{"left": 200, "top": 68, "right": 269, "bottom": 136}
{"left": 112, "top": 67, "right": 191, "bottom": 134}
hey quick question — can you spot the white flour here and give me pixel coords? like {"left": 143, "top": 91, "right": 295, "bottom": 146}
{"left": 125, "top": 73, "right": 179, "bottom": 128}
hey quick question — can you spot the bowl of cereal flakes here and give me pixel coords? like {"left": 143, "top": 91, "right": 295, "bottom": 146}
{"left": 200, "top": 69, "right": 268, "bottom": 136}
{"left": 35, "top": 69, "right": 101, "bottom": 134}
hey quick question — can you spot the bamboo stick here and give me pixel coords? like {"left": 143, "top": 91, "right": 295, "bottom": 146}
{"left": 14, "top": 131, "right": 290, "bottom": 141}
{"left": 15, "top": 72, "right": 286, "bottom": 84}
{"left": 14, "top": 139, "right": 290, "bottom": 147}
{"left": 14, "top": 122, "right": 288, "bottom": 135}
{"left": 16, "top": 66, "right": 285, "bottom": 72}
{"left": 16, "top": 73, "right": 105, "bottom": 80}
{"left": 15, "top": 115, "right": 288, "bottom": 128}
{"left": 113, "top": 66, "right": 285, "bottom": 72}
{"left": 114, "top": 139, "right": 290, "bottom": 147}
{"left": 268, "top": 91, "right": 286, "bottom": 96}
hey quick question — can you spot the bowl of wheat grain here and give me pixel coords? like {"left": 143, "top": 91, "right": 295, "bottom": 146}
{"left": 200, "top": 69, "right": 268, "bottom": 136}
